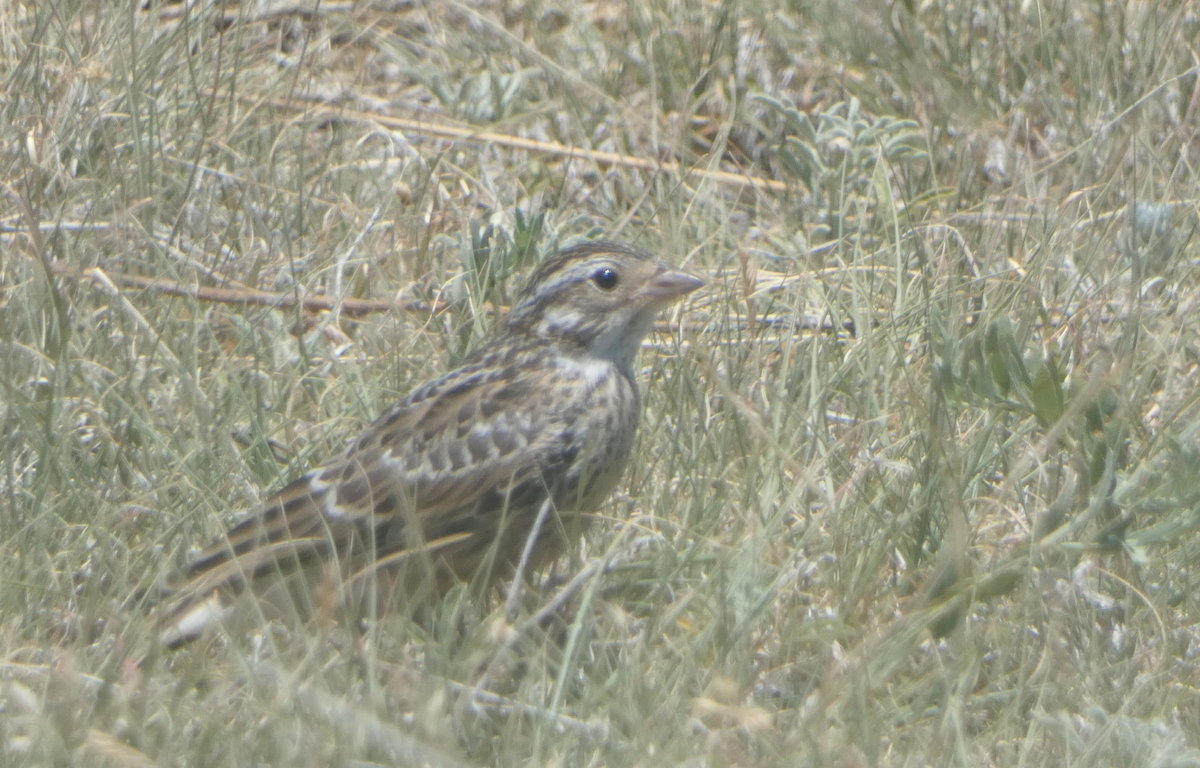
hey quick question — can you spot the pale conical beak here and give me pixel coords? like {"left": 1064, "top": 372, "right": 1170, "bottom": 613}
{"left": 640, "top": 266, "right": 705, "bottom": 303}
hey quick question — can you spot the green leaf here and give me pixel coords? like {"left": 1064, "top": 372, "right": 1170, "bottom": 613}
{"left": 1030, "top": 355, "right": 1065, "bottom": 428}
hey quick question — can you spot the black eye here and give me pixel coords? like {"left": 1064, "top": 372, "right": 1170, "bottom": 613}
{"left": 592, "top": 267, "right": 619, "bottom": 291}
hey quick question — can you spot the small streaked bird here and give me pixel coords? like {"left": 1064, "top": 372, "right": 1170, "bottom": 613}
{"left": 161, "top": 240, "right": 703, "bottom": 646}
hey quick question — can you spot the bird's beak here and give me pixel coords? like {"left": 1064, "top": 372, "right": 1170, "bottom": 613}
{"left": 640, "top": 266, "right": 705, "bottom": 303}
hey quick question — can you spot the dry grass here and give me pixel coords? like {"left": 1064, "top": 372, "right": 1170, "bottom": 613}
{"left": 3, "top": 0, "right": 1200, "bottom": 765}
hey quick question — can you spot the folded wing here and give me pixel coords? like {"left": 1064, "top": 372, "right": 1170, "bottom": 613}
{"left": 162, "top": 343, "right": 593, "bottom": 645}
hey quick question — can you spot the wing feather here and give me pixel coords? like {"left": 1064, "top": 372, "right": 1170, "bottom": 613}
{"left": 164, "top": 341, "right": 621, "bottom": 643}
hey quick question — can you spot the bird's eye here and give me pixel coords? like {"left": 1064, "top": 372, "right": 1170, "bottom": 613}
{"left": 592, "top": 267, "right": 619, "bottom": 291}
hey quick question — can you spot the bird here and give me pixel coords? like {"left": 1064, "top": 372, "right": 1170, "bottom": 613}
{"left": 160, "top": 239, "right": 704, "bottom": 647}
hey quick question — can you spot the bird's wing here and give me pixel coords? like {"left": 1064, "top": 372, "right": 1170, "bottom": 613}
{"left": 169, "top": 344, "right": 586, "bottom": 615}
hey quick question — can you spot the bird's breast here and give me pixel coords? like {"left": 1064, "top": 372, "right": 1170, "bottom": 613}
{"left": 550, "top": 356, "right": 640, "bottom": 510}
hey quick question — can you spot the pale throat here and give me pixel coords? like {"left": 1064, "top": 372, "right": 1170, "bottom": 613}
{"left": 587, "top": 306, "right": 662, "bottom": 378}
{"left": 533, "top": 303, "right": 654, "bottom": 376}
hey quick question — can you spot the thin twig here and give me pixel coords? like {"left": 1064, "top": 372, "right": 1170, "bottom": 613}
{"left": 44, "top": 262, "right": 444, "bottom": 317}
{"left": 441, "top": 678, "right": 609, "bottom": 741}
{"left": 258, "top": 96, "right": 789, "bottom": 194}
{"left": 503, "top": 498, "right": 555, "bottom": 622}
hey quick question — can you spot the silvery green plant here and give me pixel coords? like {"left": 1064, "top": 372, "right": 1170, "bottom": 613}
{"left": 754, "top": 94, "right": 928, "bottom": 245}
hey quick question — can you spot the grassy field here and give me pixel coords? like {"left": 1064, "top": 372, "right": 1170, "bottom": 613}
{"left": 3, "top": 0, "right": 1200, "bottom": 765}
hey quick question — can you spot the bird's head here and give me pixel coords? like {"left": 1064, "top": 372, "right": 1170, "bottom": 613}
{"left": 506, "top": 241, "right": 704, "bottom": 370}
